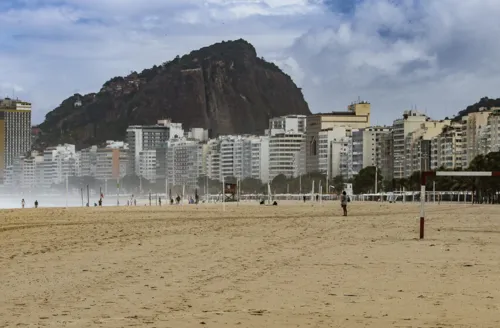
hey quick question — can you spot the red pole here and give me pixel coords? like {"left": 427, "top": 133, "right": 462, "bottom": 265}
{"left": 420, "top": 216, "right": 424, "bottom": 239}
{"left": 419, "top": 172, "right": 432, "bottom": 240}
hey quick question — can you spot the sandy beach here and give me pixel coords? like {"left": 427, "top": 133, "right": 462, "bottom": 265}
{"left": 1, "top": 201, "right": 500, "bottom": 327}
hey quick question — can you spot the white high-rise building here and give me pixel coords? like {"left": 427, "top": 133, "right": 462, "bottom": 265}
{"left": 351, "top": 126, "right": 392, "bottom": 175}
{"left": 165, "top": 138, "right": 203, "bottom": 188}
{"left": 267, "top": 115, "right": 307, "bottom": 181}
{"left": 204, "top": 135, "right": 270, "bottom": 182}
{"left": 267, "top": 115, "right": 306, "bottom": 136}
{"left": 430, "top": 121, "right": 465, "bottom": 170}
{"left": 80, "top": 146, "right": 97, "bottom": 177}
{"left": 95, "top": 146, "right": 128, "bottom": 181}
{"left": 205, "top": 139, "right": 221, "bottom": 180}
{"left": 317, "top": 126, "right": 351, "bottom": 180}
{"left": 249, "top": 136, "right": 270, "bottom": 183}
{"left": 4, "top": 151, "right": 43, "bottom": 191}
{"left": 392, "top": 110, "right": 429, "bottom": 179}
{"left": 41, "top": 144, "right": 79, "bottom": 188}
{"left": 138, "top": 150, "right": 157, "bottom": 182}
{"left": 127, "top": 119, "right": 184, "bottom": 176}
{"left": 268, "top": 132, "right": 305, "bottom": 181}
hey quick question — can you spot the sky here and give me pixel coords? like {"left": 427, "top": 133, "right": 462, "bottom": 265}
{"left": 1, "top": 0, "right": 500, "bottom": 125}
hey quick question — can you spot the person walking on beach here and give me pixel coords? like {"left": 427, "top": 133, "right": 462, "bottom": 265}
{"left": 34, "top": 200, "right": 38, "bottom": 208}
{"left": 21, "top": 199, "right": 25, "bottom": 209}
{"left": 340, "top": 191, "right": 348, "bottom": 216}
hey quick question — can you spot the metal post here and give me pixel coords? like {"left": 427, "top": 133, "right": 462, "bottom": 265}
{"left": 222, "top": 176, "right": 225, "bottom": 211}
{"left": 81, "top": 187, "right": 83, "bottom": 207}
{"left": 182, "top": 185, "right": 185, "bottom": 205}
{"left": 374, "top": 166, "right": 378, "bottom": 194}
{"left": 65, "top": 174, "right": 69, "bottom": 208}
{"left": 165, "top": 175, "right": 170, "bottom": 205}
{"left": 206, "top": 176, "right": 208, "bottom": 203}
{"left": 433, "top": 181, "right": 436, "bottom": 204}
{"left": 86, "top": 184, "right": 89, "bottom": 206}
{"left": 420, "top": 183, "right": 425, "bottom": 239}
{"left": 116, "top": 178, "right": 120, "bottom": 206}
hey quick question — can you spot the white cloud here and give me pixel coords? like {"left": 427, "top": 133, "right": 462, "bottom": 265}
{"left": 0, "top": 0, "right": 499, "bottom": 124}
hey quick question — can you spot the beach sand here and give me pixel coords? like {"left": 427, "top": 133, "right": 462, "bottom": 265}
{"left": 1, "top": 202, "right": 500, "bottom": 327}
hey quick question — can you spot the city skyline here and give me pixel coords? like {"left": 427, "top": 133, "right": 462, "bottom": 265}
{"left": 5, "top": 100, "right": 500, "bottom": 196}
{"left": 1, "top": 0, "right": 500, "bottom": 124}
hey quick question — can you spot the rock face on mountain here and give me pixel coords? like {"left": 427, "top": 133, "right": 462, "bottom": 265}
{"left": 37, "top": 39, "right": 311, "bottom": 149}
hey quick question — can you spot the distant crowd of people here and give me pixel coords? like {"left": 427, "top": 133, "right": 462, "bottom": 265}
{"left": 20, "top": 190, "right": 350, "bottom": 216}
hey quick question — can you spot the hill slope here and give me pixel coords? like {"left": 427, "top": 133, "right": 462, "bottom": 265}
{"left": 38, "top": 39, "right": 311, "bottom": 149}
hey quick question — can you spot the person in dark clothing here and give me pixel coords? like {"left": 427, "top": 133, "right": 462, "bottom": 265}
{"left": 340, "top": 191, "right": 348, "bottom": 216}
{"left": 34, "top": 200, "right": 38, "bottom": 208}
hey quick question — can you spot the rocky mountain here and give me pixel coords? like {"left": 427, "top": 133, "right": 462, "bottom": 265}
{"left": 37, "top": 39, "right": 311, "bottom": 149}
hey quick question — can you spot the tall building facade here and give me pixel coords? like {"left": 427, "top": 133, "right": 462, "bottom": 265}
{"left": 306, "top": 101, "right": 371, "bottom": 173}
{"left": 204, "top": 135, "right": 270, "bottom": 182}
{"left": 403, "top": 120, "right": 450, "bottom": 176}
{"left": 392, "top": 110, "right": 429, "bottom": 179}
{"left": 430, "top": 122, "right": 465, "bottom": 170}
{"left": 351, "top": 126, "right": 391, "bottom": 176}
{"left": 165, "top": 138, "right": 203, "bottom": 188}
{"left": 268, "top": 133, "right": 305, "bottom": 181}
{"left": 126, "top": 119, "right": 184, "bottom": 175}
{"left": 0, "top": 98, "right": 32, "bottom": 182}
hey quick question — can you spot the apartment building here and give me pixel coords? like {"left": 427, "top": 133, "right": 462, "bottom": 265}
{"left": 430, "top": 122, "right": 465, "bottom": 170}
{"left": 487, "top": 109, "right": 500, "bottom": 152}
{"left": 4, "top": 152, "right": 43, "bottom": 191}
{"left": 392, "top": 110, "right": 429, "bottom": 179}
{"left": 95, "top": 147, "right": 128, "bottom": 181}
{"left": 165, "top": 138, "right": 203, "bottom": 188}
{"left": 249, "top": 136, "right": 270, "bottom": 183}
{"left": 138, "top": 150, "right": 157, "bottom": 182}
{"left": 351, "top": 126, "right": 392, "bottom": 176}
{"left": 464, "top": 109, "right": 492, "bottom": 166}
{"left": 268, "top": 132, "right": 305, "bottom": 181}
{"left": 267, "top": 115, "right": 306, "bottom": 136}
{"left": 379, "top": 131, "right": 394, "bottom": 182}
{"left": 404, "top": 120, "right": 451, "bottom": 176}
{"left": 337, "top": 136, "right": 353, "bottom": 180}
{"left": 0, "top": 98, "right": 32, "bottom": 182}
{"left": 205, "top": 139, "right": 221, "bottom": 180}
{"left": 306, "top": 101, "right": 371, "bottom": 173}
{"left": 40, "top": 144, "right": 80, "bottom": 188}
{"left": 80, "top": 146, "right": 97, "bottom": 177}
{"left": 202, "top": 135, "right": 270, "bottom": 182}
{"left": 127, "top": 119, "right": 184, "bottom": 175}
{"left": 317, "top": 126, "right": 351, "bottom": 180}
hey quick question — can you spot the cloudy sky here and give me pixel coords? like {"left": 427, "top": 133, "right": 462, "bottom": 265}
{"left": 1, "top": 0, "right": 500, "bottom": 125}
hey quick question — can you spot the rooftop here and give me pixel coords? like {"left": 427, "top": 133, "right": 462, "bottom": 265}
{"left": 310, "top": 111, "right": 356, "bottom": 117}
